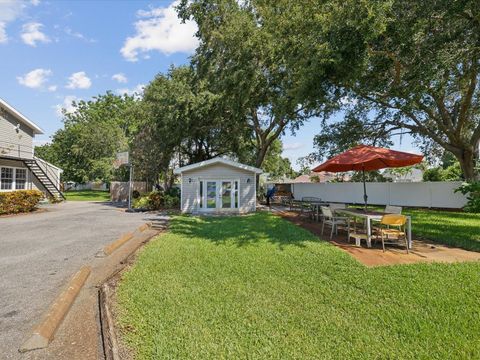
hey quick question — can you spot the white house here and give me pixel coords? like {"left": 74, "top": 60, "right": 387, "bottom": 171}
{"left": 0, "top": 98, "right": 64, "bottom": 199}
{"left": 174, "top": 157, "right": 262, "bottom": 214}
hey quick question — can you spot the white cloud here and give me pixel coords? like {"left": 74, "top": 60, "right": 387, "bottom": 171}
{"left": 283, "top": 142, "right": 305, "bottom": 151}
{"left": 64, "top": 26, "right": 96, "bottom": 43}
{"left": 0, "top": 23, "right": 7, "bottom": 43}
{"left": 21, "top": 22, "right": 50, "bottom": 46}
{"left": 112, "top": 73, "right": 128, "bottom": 83}
{"left": 55, "top": 95, "right": 78, "bottom": 117}
{"left": 66, "top": 71, "right": 91, "bottom": 89}
{"left": 0, "top": 0, "right": 26, "bottom": 43}
{"left": 116, "top": 84, "right": 145, "bottom": 97}
{"left": 31, "top": 0, "right": 41, "bottom": 6}
{"left": 48, "top": 85, "right": 57, "bottom": 92}
{"left": 17, "top": 68, "right": 52, "bottom": 88}
{"left": 121, "top": 1, "right": 198, "bottom": 62}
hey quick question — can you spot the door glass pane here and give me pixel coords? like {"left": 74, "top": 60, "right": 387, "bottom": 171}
{"left": 206, "top": 181, "right": 216, "bottom": 208}
{"left": 234, "top": 181, "right": 238, "bottom": 208}
{"left": 222, "top": 181, "right": 232, "bottom": 208}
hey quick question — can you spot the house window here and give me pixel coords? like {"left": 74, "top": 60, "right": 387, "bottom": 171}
{"left": 199, "top": 180, "right": 203, "bottom": 208}
{"left": 0, "top": 167, "right": 28, "bottom": 190}
{"left": 15, "top": 168, "right": 27, "bottom": 189}
{"left": 1, "top": 167, "right": 13, "bottom": 190}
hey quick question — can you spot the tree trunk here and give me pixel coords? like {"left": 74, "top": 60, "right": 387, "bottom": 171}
{"left": 455, "top": 147, "right": 477, "bottom": 182}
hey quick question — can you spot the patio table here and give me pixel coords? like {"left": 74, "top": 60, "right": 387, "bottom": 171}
{"left": 335, "top": 208, "right": 412, "bottom": 249}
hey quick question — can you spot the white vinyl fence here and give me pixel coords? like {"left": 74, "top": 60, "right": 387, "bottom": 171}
{"left": 65, "top": 181, "right": 108, "bottom": 191}
{"left": 291, "top": 181, "right": 467, "bottom": 209}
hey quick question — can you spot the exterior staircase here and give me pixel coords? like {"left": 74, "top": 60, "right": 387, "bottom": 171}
{"left": 23, "top": 158, "right": 65, "bottom": 200}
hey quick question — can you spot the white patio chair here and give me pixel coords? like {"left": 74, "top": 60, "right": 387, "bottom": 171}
{"left": 329, "top": 203, "right": 346, "bottom": 214}
{"left": 385, "top": 205, "right": 402, "bottom": 214}
{"left": 321, "top": 206, "right": 350, "bottom": 240}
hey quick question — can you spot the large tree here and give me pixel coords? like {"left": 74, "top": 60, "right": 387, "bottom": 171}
{"left": 291, "top": 0, "right": 480, "bottom": 180}
{"left": 36, "top": 93, "right": 137, "bottom": 183}
{"left": 178, "top": 0, "right": 342, "bottom": 168}
{"left": 133, "top": 66, "right": 246, "bottom": 186}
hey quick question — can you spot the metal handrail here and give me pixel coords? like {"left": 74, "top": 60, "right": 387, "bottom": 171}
{"left": 23, "top": 158, "right": 65, "bottom": 199}
{"left": 0, "top": 140, "right": 34, "bottom": 159}
{"left": 33, "top": 157, "right": 61, "bottom": 188}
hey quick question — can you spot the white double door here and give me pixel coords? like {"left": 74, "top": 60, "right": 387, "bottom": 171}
{"left": 201, "top": 180, "right": 238, "bottom": 211}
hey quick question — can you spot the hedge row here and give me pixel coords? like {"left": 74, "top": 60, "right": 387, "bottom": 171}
{"left": 0, "top": 190, "right": 44, "bottom": 215}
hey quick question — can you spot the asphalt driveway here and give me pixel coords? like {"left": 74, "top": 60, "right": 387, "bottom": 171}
{"left": 0, "top": 201, "right": 156, "bottom": 359}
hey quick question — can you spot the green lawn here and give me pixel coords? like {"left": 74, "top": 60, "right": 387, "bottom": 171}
{"left": 348, "top": 205, "right": 480, "bottom": 252}
{"left": 117, "top": 212, "right": 480, "bottom": 359}
{"left": 404, "top": 208, "right": 480, "bottom": 251}
{"left": 64, "top": 190, "right": 110, "bottom": 201}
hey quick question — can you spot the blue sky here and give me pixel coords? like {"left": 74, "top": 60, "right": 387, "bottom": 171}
{"left": 0, "top": 0, "right": 418, "bottom": 170}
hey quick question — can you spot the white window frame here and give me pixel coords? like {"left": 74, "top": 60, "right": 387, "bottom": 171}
{"left": 0, "top": 166, "right": 28, "bottom": 191}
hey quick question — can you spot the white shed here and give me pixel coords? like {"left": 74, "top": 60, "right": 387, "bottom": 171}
{"left": 173, "top": 157, "right": 263, "bottom": 214}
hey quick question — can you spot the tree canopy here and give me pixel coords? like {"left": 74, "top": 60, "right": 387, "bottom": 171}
{"left": 35, "top": 93, "right": 137, "bottom": 183}
{"left": 38, "top": 0, "right": 480, "bottom": 185}
{"left": 291, "top": 0, "right": 480, "bottom": 180}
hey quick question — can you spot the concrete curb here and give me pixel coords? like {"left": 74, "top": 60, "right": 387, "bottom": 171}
{"left": 99, "top": 227, "right": 166, "bottom": 359}
{"left": 101, "top": 232, "right": 134, "bottom": 257}
{"left": 137, "top": 223, "right": 150, "bottom": 232}
{"left": 99, "top": 284, "right": 120, "bottom": 360}
{"left": 19, "top": 266, "right": 91, "bottom": 353}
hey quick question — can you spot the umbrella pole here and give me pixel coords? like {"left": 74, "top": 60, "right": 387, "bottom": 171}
{"left": 362, "top": 166, "right": 368, "bottom": 211}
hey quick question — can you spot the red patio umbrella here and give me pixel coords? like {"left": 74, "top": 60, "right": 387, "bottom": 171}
{"left": 312, "top": 145, "right": 423, "bottom": 209}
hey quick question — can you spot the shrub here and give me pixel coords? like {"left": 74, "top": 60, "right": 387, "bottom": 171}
{"left": 423, "top": 167, "right": 444, "bottom": 181}
{"left": 163, "top": 193, "right": 180, "bottom": 208}
{"left": 132, "top": 190, "right": 180, "bottom": 210}
{"left": 423, "top": 163, "right": 463, "bottom": 181}
{"left": 148, "top": 191, "right": 163, "bottom": 210}
{"left": 133, "top": 196, "right": 150, "bottom": 209}
{"left": 0, "top": 190, "right": 44, "bottom": 215}
{"left": 165, "top": 187, "right": 180, "bottom": 198}
{"left": 455, "top": 182, "right": 480, "bottom": 213}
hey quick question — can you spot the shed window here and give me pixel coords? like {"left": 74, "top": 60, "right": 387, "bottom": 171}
{"left": 199, "top": 180, "right": 203, "bottom": 208}
{"left": 234, "top": 180, "right": 239, "bottom": 208}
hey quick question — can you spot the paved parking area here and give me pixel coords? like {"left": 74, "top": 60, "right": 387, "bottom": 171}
{"left": 0, "top": 201, "right": 156, "bottom": 359}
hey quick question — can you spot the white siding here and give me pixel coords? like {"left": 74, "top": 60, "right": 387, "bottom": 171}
{"left": 181, "top": 163, "right": 256, "bottom": 213}
{"left": 0, "top": 110, "right": 34, "bottom": 159}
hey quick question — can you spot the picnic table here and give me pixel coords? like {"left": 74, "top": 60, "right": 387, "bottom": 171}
{"left": 335, "top": 208, "right": 412, "bottom": 249}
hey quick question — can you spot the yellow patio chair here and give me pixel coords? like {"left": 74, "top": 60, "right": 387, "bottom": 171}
{"left": 377, "top": 214, "right": 409, "bottom": 253}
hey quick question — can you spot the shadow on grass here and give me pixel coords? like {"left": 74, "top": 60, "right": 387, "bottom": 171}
{"left": 406, "top": 209, "right": 480, "bottom": 252}
{"left": 169, "top": 212, "right": 315, "bottom": 249}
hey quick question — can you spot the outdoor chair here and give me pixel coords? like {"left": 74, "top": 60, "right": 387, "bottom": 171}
{"left": 321, "top": 206, "right": 350, "bottom": 240}
{"left": 317, "top": 203, "right": 346, "bottom": 224}
{"left": 385, "top": 205, "right": 402, "bottom": 214}
{"left": 375, "top": 214, "right": 409, "bottom": 253}
{"left": 329, "top": 203, "right": 346, "bottom": 213}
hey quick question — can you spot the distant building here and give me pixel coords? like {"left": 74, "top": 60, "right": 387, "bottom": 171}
{"left": 293, "top": 172, "right": 347, "bottom": 183}
{"left": 383, "top": 168, "right": 423, "bottom": 182}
